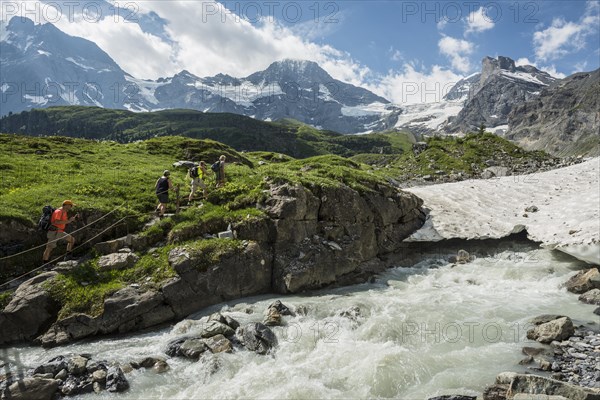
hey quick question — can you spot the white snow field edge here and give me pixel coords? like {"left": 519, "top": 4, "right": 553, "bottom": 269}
{"left": 405, "top": 158, "right": 600, "bottom": 264}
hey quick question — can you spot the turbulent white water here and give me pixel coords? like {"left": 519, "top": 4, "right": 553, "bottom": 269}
{"left": 4, "top": 243, "right": 598, "bottom": 399}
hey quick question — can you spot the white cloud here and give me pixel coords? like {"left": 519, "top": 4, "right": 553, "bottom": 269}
{"left": 388, "top": 47, "right": 403, "bottom": 62}
{"left": 573, "top": 61, "right": 589, "bottom": 73}
{"left": 533, "top": 3, "right": 599, "bottom": 61}
{"left": 465, "top": 7, "right": 495, "bottom": 35}
{"left": 515, "top": 57, "right": 566, "bottom": 79}
{"left": 367, "top": 63, "right": 464, "bottom": 105}
{"left": 438, "top": 36, "right": 474, "bottom": 73}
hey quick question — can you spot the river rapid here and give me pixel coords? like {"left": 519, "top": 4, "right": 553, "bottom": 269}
{"left": 3, "top": 241, "right": 598, "bottom": 399}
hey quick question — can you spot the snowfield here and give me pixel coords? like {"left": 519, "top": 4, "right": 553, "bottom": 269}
{"left": 405, "top": 158, "right": 600, "bottom": 264}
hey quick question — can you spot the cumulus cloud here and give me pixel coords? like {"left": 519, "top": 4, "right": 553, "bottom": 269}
{"left": 438, "top": 36, "right": 474, "bottom": 73}
{"left": 367, "top": 63, "right": 464, "bottom": 105}
{"left": 465, "top": 7, "right": 495, "bottom": 35}
{"left": 533, "top": 2, "right": 599, "bottom": 61}
{"left": 515, "top": 57, "right": 566, "bottom": 79}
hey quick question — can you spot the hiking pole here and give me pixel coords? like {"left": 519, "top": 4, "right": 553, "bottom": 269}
{"left": 175, "top": 185, "right": 181, "bottom": 214}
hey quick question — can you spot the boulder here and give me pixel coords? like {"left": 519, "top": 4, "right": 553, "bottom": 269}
{"left": 0, "top": 272, "right": 60, "bottom": 344}
{"left": 67, "top": 355, "right": 88, "bottom": 376}
{"left": 527, "top": 317, "right": 574, "bottom": 344}
{"left": 179, "top": 338, "right": 209, "bottom": 359}
{"left": 201, "top": 321, "right": 235, "bottom": 338}
{"left": 203, "top": 334, "right": 233, "bottom": 353}
{"left": 33, "top": 356, "right": 68, "bottom": 376}
{"left": 105, "top": 366, "right": 129, "bottom": 393}
{"left": 237, "top": 322, "right": 277, "bottom": 355}
{"left": 2, "top": 377, "right": 60, "bottom": 400}
{"left": 507, "top": 374, "right": 600, "bottom": 400}
{"left": 97, "top": 252, "right": 140, "bottom": 271}
{"left": 564, "top": 268, "right": 600, "bottom": 294}
{"left": 579, "top": 289, "right": 600, "bottom": 305}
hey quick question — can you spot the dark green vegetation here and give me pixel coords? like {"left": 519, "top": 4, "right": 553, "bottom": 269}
{"left": 0, "top": 106, "right": 414, "bottom": 159}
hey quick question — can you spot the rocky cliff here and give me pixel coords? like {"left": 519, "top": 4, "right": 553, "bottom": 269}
{"left": 0, "top": 183, "right": 424, "bottom": 346}
{"left": 447, "top": 56, "right": 557, "bottom": 133}
{"left": 506, "top": 69, "right": 600, "bottom": 157}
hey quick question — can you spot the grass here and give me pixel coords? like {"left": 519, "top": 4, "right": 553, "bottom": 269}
{"left": 0, "top": 291, "right": 13, "bottom": 310}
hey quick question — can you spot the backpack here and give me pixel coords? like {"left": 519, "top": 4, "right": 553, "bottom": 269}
{"left": 189, "top": 166, "right": 199, "bottom": 178}
{"left": 211, "top": 161, "right": 220, "bottom": 172}
{"left": 38, "top": 205, "right": 56, "bottom": 231}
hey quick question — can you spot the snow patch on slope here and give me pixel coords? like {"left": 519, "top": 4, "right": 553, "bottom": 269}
{"left": 405, "top": 158, "right": 600, "bottom": 264}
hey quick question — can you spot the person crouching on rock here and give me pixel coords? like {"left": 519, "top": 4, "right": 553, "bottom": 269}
{"left": 155, "top": 170, "right": 174, "bottom": 217}
{"left": 188, "top": 161, "right": 208, "bottom": 202}
{"left": 43, "top": 200, "right": 79, "bottom": 263}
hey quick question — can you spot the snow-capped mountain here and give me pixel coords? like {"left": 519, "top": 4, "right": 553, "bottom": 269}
{"left": 0, "top": 17, "right": 151, "bottom": 114}
{"left": 445, "top": 56, "right": 558, "bottom": 133}
{"left": 0, "top": 17, "right": 398, "bottom": 133}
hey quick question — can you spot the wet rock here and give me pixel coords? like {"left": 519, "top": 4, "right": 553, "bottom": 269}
{"left": 60, "top": 377, "right": 80, "bottom": 396}
{"left": 483, "top": 383, "right": 509, "bottom": 400}
{"left": 525, "top": 205, "right": 539, "bottom": 213}
{"left": 165, "top": 336, "right": 191, "bottom": 357}
{"left": 224, "top": 315, "right": 240, "bottom": 330}
{"left": 268, "top": 300, "right": 294, "bottom": 316}
{"left": 518, "top": 356, "right": 533, "bottom": 365}
{"left": 67, "top": 355, "right": 88, "bottom": 376}
{"left": 2, "top": 377, "right": 60, "bottom": 400}
{"left": 201, "top": 321, "right": 235, "bottom": 338}
{"left": 152, "top": 360, "right": 169, "bottom": 373}
{"left": 54, "top": 369, "right": 68, "bottom": 380}
{"left": 529, "top": 315, "right": 566, "bottom": 325}
{"left": 179, "top": 338, "right": 209, "bottom": 359}
{"left": 339, "top": 306, "right": 362, "bottom": 323}
{"left": 507, "top": 374, "right": 600, "bottom": 399}
{"left": 237, "top": 322, "right": 278, "bottom": 355}
{"left": 105, "top": 366, "right": 129, "bottom": 393}
{"left": 522, "top": 347, "right": 552, "bottom": 357}
{"left": 264, "top": 307, "right": 282, "bottom": 326}
{"left": 130, "top": 357, "right": 166, "bottom": 369}
{"left": 564, "top": 268, "right": 600, "bottom": 294}
{"left": 428, "top": 396, "right": 476, "bottom": 400}
{"left": 85, "top": 360, "right": 107, "bottom": 374}
{"left": 92, "top": 369, "right": 107, "bottom": 383}
{"left": 579, "top": 289, "right": 600, "bottom": 305}
{"left": 203, "top": 334, "right": 233, "bottom": 353}
{"left": 33, "top": 356, "right": 68, "bottom": 376}
{"left": 527, "top": 317, "right": 574, "bottom": 344}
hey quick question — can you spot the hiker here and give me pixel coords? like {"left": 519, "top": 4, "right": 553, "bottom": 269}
{"left": 188, "top": 161, "right": 208, "bottom": 202}
{"left": 214, "top": 155, "right": 226, "bottom": 188}
{"left": 155, "top": 170, "right": 174, "bottom": 217}
{"left": 42, "top": 200, "right": 79, "bottom": 263}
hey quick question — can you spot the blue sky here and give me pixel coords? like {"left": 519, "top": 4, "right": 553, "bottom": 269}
{"left": 1, "top": 0, "right": 599, "bottom": 104}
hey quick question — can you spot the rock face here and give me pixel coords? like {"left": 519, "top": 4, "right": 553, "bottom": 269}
{"left": 1, "top": 377, "right": 60, "bottom": 400}
{"left": 0, "top": 272, "right": 60, "bottom": 345}
{"left": 526, "top": 316, "right": 575, "bottom": 344}
{"left": 261, "top": 184, "right": 424, "bottom": 292}
{"left": 507, "top": 69, "right": 600, "bottom": 157}
{"left": 447, "top": 56, "right": 557, "bottom": 133}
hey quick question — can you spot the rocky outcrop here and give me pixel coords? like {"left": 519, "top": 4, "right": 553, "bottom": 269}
{"left": 5, "top": 183, "right": 424, "bottom": 346}
{"left": 261, "top": 184, "right": 424, "bottom": 292}
{"left": 0, "top": 272, "right": 60, "bottom": 345}
{"left": 447, "top": 56, "right": 556, "bottom": 133}
{"left": 507, "top": 69, "right": 600, "bottom": 157}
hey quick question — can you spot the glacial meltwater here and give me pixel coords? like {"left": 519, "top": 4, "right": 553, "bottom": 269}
{"left": 3, "top": 242, "right": 598, "bottom": 399}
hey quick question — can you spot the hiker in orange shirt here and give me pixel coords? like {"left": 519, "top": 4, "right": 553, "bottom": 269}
{"left": 42, "top": 200, "right": 79, "bottom": 263}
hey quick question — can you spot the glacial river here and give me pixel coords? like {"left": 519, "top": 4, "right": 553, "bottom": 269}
{"left": 3, "top": 241, "right": 598, "bottom": 399}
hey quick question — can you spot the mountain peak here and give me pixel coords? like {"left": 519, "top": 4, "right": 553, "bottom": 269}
{"left": 254, "top": 59, "right": 332, "bottom": 82}
{"left": 7, "top": 16, "right": 35, "bottom": 32}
